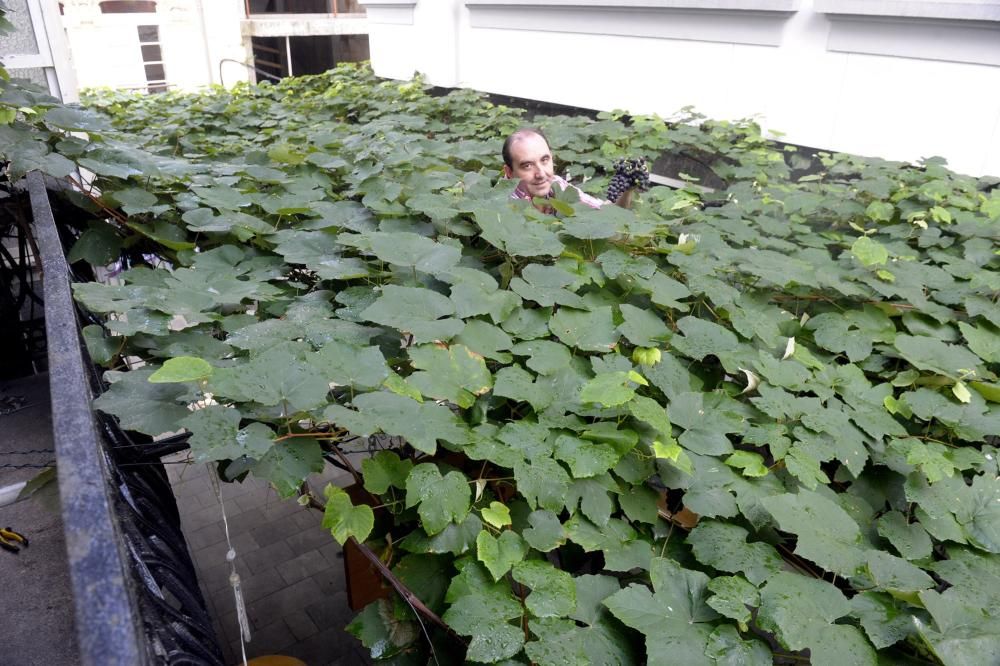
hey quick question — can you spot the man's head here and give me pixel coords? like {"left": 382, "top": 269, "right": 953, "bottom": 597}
{"left": 503, "top": 128, "right": 555, "bottom": 198}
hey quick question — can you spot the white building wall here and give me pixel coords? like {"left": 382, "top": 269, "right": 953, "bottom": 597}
{"left": 60, "top": 0, "right": 248, "bottom": 92}
{"left": 361, "top": 0, "right": 1000, "bottom": 177}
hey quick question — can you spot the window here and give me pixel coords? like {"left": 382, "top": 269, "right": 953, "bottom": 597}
{"left": 250, "top": 34, "right": 370, "bottom": 80}
{"left": 100, "top": 1, "right": 157, "bottom": 13}
{"left": 137, "top": 25, "right": 167, "bottom": 93}
{"left": 245, "top": 0, "right": 364, "bottom": 15}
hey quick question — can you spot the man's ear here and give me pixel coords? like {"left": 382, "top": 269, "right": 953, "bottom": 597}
{"left": 502, "top": 165, "right": 513, "bottom": 179}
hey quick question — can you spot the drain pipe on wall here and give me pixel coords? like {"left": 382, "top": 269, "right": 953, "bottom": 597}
{"left": 194, "top": 0, "right": 215, "bottom": 85}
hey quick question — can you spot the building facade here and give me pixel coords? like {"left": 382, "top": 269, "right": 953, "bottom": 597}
{"left": 5, "top": 0, "right": 370, "bottom": 97}
{"left": 362, "top": 0, "right": 1000, "bottom": 177}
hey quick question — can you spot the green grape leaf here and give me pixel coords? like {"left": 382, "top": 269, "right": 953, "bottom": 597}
{"left": 481, "top": 501, "right": 512, "bottom": 528}
{"left": 705, "top": 625, "right": 771, "bottom": 666}
{"left": 366, "top": 231, "right": 461, "bottom": 275}
{"left": 604, "top": 558, "right": 719, "bottom": 666}
{"left": 706, "top": 575, "right": 758, "bottom": 627}
{"left": 93, "top": 366, "right": 192, "bottom": 437}
{"left": 894, "top": 333, "right": 982, "bottom": 379}
{"left": 251, "top": 437, "right": 324, "bottom": 497}
{"left": 472, "top": 206, "right": 564, "bottom": 257}
{"left": 209, "top": 348, "right": 330, "bottom": 413}
{"left": 361, "top": 450, "right": 413, "bottom": 495}
{"left": 408, "top": 343, "right": 493, "bottom": 409}
{"left": 512, "top": 559, "right": 576, "bottom": 618}
{"left": 180, "top": 406, "right": 274, "bottom": 463}
{"left": 876, "top": 510, "right": 933, "bottom": 560}
{"left": 725, "top": 450, "right": 769, "bottom": 477}
{"left": 850, "top": 591, "right": 919, "bottom": 650}
{"left": 324, "top": 391, "right": 470, "bottom": 455}
{"left": 476, "top": 530, "right": 527, "bottom": 581}
{"left": 758, "top": 572, "right": 876, "bottom": 665}
{"left": 687, "top": 520, "right": 784, "bottom": 585}
{"left": 322, "top": 483, "right": 375, "bottom": 544}
{"left": 761, "top": 490, "right": 866, "bottom": 577}
{"left": 148, "top": 356, "right": 213, "bottom": 383}
{"left": 580, "top": 371, "right": 637, "bottom": 407}
{"left": 360, "top": 284, "right": 464, "bottom": 343}
{"left": 522, "top": 510, "right": 566, "bottom": 552}
{"left": 618, "top": 304, "right": 670, "bottom": 347}
{"left": 958, "top": 321, "right": 1000, "bottom": 363}
{"left": 314, "top": 340, "right": 389, "bottom": 388}
{"left": 515, "top": 457, "right": 570, "bottom": 512}
{"left": 554, "top": 434, "right": 621, "bottom": 478}
{"left": 404, "top": 464, "right": 472, "bottom": 535}
{"left": 549, "top": 306, "right": 619, "bottom": 352}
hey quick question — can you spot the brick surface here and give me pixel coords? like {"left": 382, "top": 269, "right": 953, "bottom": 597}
{"left": 186, "top": 521, "right": 226, "bottom": 552}
{"left": 284, "top": 609, "right": 320, "bottom": 642}
{"left": 278, "top": 549, "right": 332, "bottom": 586}
{"left": 242, "top": 538, "right": 296, "bottom": 575}
{"left": 286, "top": 524, "right": 335, "bottom": 553}
{"left": 245, "top": 616, "right": 297, "bottom": 657}
{"left": 239, "top": 566, "right": 287, "bottom": 605}
{"left": 250, "top": 515, "right": 308, "bottom": 545}
{"left": 284, "top": 625, "right": 361, "bottom": 666}
{"left": 304, "top": 589, "right": 354, "bottom": 631}
{"left": 318, "top": 540, "right": 344, "bottom": 567}
{"left": 194, "top": 530, "right": 258, "bottom": 569}
{"left": 247, "top": 577, "right": 326, "bottom": 628}
{"left": 171, "top": 458, "right": 369, "bottom": 664}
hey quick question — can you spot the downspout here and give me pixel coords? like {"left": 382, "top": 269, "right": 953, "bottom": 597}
{"left": 194, "top": 0, "right": 214, "bottom": 85}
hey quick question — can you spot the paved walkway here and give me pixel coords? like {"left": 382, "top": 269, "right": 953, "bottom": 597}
{"left": 0, "top": 373, "right": 80, "bottom": 666}
{"left": 164, "top": 452, "right": 372, "bottom": 666}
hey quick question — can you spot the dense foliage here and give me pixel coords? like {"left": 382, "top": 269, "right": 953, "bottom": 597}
{"left": 3, "top": 59, "right": 1000, "bottom": 665}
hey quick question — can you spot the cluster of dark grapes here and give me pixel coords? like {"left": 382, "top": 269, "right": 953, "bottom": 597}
{"left": 606, "top": 157, "right": 651, "bottom": 202}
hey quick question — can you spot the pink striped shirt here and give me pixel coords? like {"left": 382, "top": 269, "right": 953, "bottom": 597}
{"left": 510, "top": 175, "right": 606, "bottom": 209}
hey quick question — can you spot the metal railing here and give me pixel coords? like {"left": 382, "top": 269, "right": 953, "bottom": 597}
{"left": 26, "top": 172, "right": 223, "bottom": 666}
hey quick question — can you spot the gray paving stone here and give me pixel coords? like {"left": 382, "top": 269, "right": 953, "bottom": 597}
{"left": 181, "top": 502, "right": 231, "bottom": 532}
{"left": 250, "top": 514, "right": 309, "bottom": 545}
{"left": 186, "top": 521, "right": 227, "bottom": 552}
{"left": 224, "top": 506, "right": 267, "bottom": 538}
{"left": 194, "top": 530, "right": 258, "bottom": 569}
{"left": 284, "top": 624, "right": 360, "bottom": 666}
{"left": 259, "top": 499, "right": 308, "bottom": 522}
{"left": 304, "top": 589, "right": 354, "bottom": 631}
{"left": 245, "top": 617, "right": 298, "bottom": 659}
{"left": 239, "top": 566, "right": 288, "bottom": 605}
{"left": 247, "top": 577, "right": 326, "bottom": 628}
{"left": 318, "top": 540, "right": 344, "bottom": 567}
{"left": 197, "top": 559, "right": 234, "bottom": 594}
{"left": 284, "top": 609, "right": 320, "bottom": 642}
{"left": 242, "top": 538, "right": 296, "bottom": 575}
{"left": 278, "top": 549, "right": 332, "bottom": 586}
{"left": 285, "top": 523, "right": 335, "bottom": 553}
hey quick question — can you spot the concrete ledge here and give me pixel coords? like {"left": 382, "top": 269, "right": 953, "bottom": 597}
{"left": 241, "top": 15, "right": 369, "bottom": 37}
{"left": 466, "top": 0, "right": 798, "bottom": 8}
{"left": 465, "top": 2, "right": 797, "bottom": 46}
{"left": 825, "top": 14, "right": 1000, "bottom": 66}
{"left": 359, "top": 0, "right": 416, "bottom": 24}
{"left": 815, "top": 0, "right": 1000, "bottom": 21}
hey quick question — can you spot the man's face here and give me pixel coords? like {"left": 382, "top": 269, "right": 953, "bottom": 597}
{"left": 504, "top": 133, "right": 555, "bottom": 198}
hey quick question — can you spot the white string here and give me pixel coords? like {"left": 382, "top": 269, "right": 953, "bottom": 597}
{"left": 208, "top": 463, "right": 251, "bottom": 666}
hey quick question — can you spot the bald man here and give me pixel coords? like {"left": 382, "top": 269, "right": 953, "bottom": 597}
{"left": 501, "top": 128, "right": 632, "bottom": 210}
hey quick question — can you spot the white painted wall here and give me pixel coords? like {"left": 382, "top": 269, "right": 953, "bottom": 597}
{"left": 361, "top": 0, "right": 1000, "bottom": 177}
{"left": 60, "top": 0, "right": 248, "bottom": 92}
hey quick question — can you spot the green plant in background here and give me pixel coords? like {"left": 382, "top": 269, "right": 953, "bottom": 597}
{"left": 2, "top": 61, "right": 1000, "bottom": 665}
